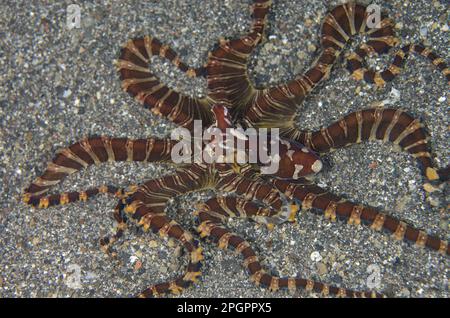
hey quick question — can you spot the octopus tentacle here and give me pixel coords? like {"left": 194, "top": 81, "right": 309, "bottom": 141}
{"left": 284, "top": 108, "right": 448, "bottom": 185}
{"left": 137, "top": 214, "right": 204, "bottom": 298}
{"left": 23, "top": 137, "right": 175, "bottom": 203}
{"left": 117, "top": 36, "right": 214, "bottom": 129}
{"left": 216, "top": 167, "right": 284, "bottom": 211}
{"left": 122, "top": 165, "right": 210, "bottom": 297}
{"left": 242, "top": 3, "right": 378, "bottom": 127}
{"left": 347, "top": 43, "right": 450, "bottom": 87}
{"left": 99, "top": 185, "right": 140, "bottom": 257}
{"left": 206, "top": 34, "right": 260, "bottom": 112}
{"left": 196, "top": 196, "right": 384, "bottom": 297}
{"left": 242, "top": 3, "right": 448, "bottom": 129}
{"left": 206, "top": 1, "right": 272, "bottom": 116}
{"left": 23, "top": 184, "right": 122, "bottom": 209}
{"left": 272, "top": 179, "right": 449, "bottom": 256}
{"left": 250, "top": 0, "right": 273, "bottom": 36}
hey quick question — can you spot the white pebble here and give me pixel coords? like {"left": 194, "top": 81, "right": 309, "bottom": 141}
{"left": 63, "top": 89, "right": 72, "bottom": 98}
{"left": 420, "top": 26, "right": 428, "bottom": 37}
{"left": 389, "top": 87, "right": 400, "bottom": 101}
{"left": 129, "top": 255, "right": 138, "bottom": 264}
{"left": 310, "top": 251, "right": 322, "bottom": 262}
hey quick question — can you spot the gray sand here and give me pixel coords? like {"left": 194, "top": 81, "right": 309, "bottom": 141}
{"left": 0, "top": 0, "right": 448, "bottom": 297}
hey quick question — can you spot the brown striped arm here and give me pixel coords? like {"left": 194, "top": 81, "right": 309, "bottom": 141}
{"left": 347, "top": 43, "right": 450, "bottom": 87}
{"left": 122, "top": 165, "right": 209, "bottom": 297}
{"left": 215, "top": 167, "right": 286, "bottom": 214}
{"left": 195, "top": 196, "right": 383, "bottom": 297}
{"left": 272, "top": 179, "right": 449, "bottom": 256}
{"left": 117, "top": 36, "right": 214, "bottom": 130}
{"left": 123, "top": 164, "right": 210, "bottom": 218}
{"left": 137, "top": 215, "right": 204, "bottom": 298}
{"left": 241, "top": 3, "right": 398, "bottom": 129}
{"left": 250, "top": 0, "right": 272, "bottom": 36}
{"left": 283, "top": 108, "right": 449, "bottom": 185}
{"left": 206, "top": 1, "right": 272, "bottom": 115}
{"left": 23, "top": 137, "right": 175, "bottom": 206}
{"left": 206, "top": 34, "right": 260, "bottom": 113}
{"left": 196, "top": 196, "right": 288, "bottom": 226}
{"left": 99, "top": 185, "right": 140, "bottom": 257}
{"left": 347, "top": 36, "right": 450, "bottom": 87}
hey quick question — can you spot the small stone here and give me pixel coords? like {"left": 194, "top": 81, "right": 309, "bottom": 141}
{"left": 63, "top": 89, "right": 72, "bottom": 98}
{"left": 389, "top": 88, "right": 400, "bottom": 101}
{"left": 307, "top": 43, "right": 316, "bottom": 52}
{"left": 129, "top": 255, "right": 138, "bottom": 264}
{"left": 296, "top": 51, "right": 306, "bottom": 60}
{"left": 310, "top": 251, "right": 322, "bottom": 262}
{"left": 149, "top": 240, "right": 158, "bottom": 248}
{"left": 85, "top": 272, "right": 98, "bottom": 280}
{"left": 304, "top": 18, "right": 313, "bottom": 27}
{"left": 32, "top": 237, "right": 40, "bottom": 246}
{"left": 395, "top": 195, "right": 411, "bottom": 212}
{"left": 400, "top": 287, "right": 411, "bottom": 297}
{"left": 420, "top": 26, "right": 428, "bottom": 37}
{"left": 427, "top": 196, "right": 440, "bottom": 207}
{"left": 134, "top": 260, "right": 142, "bottom": 271}
{"left": 316, "top": 262, "right": 328, "bottom": 276}
{"left": 168, "top": 238, "right": 176, "bottom": 248}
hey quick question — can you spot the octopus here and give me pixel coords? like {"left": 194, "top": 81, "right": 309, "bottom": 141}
{"left": 23, "top": 1, "right": 448, "bottom": 297}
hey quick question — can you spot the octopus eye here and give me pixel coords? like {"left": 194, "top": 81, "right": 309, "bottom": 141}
{"left": 311, "top": 160, "right": 323, "bottom": 173}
